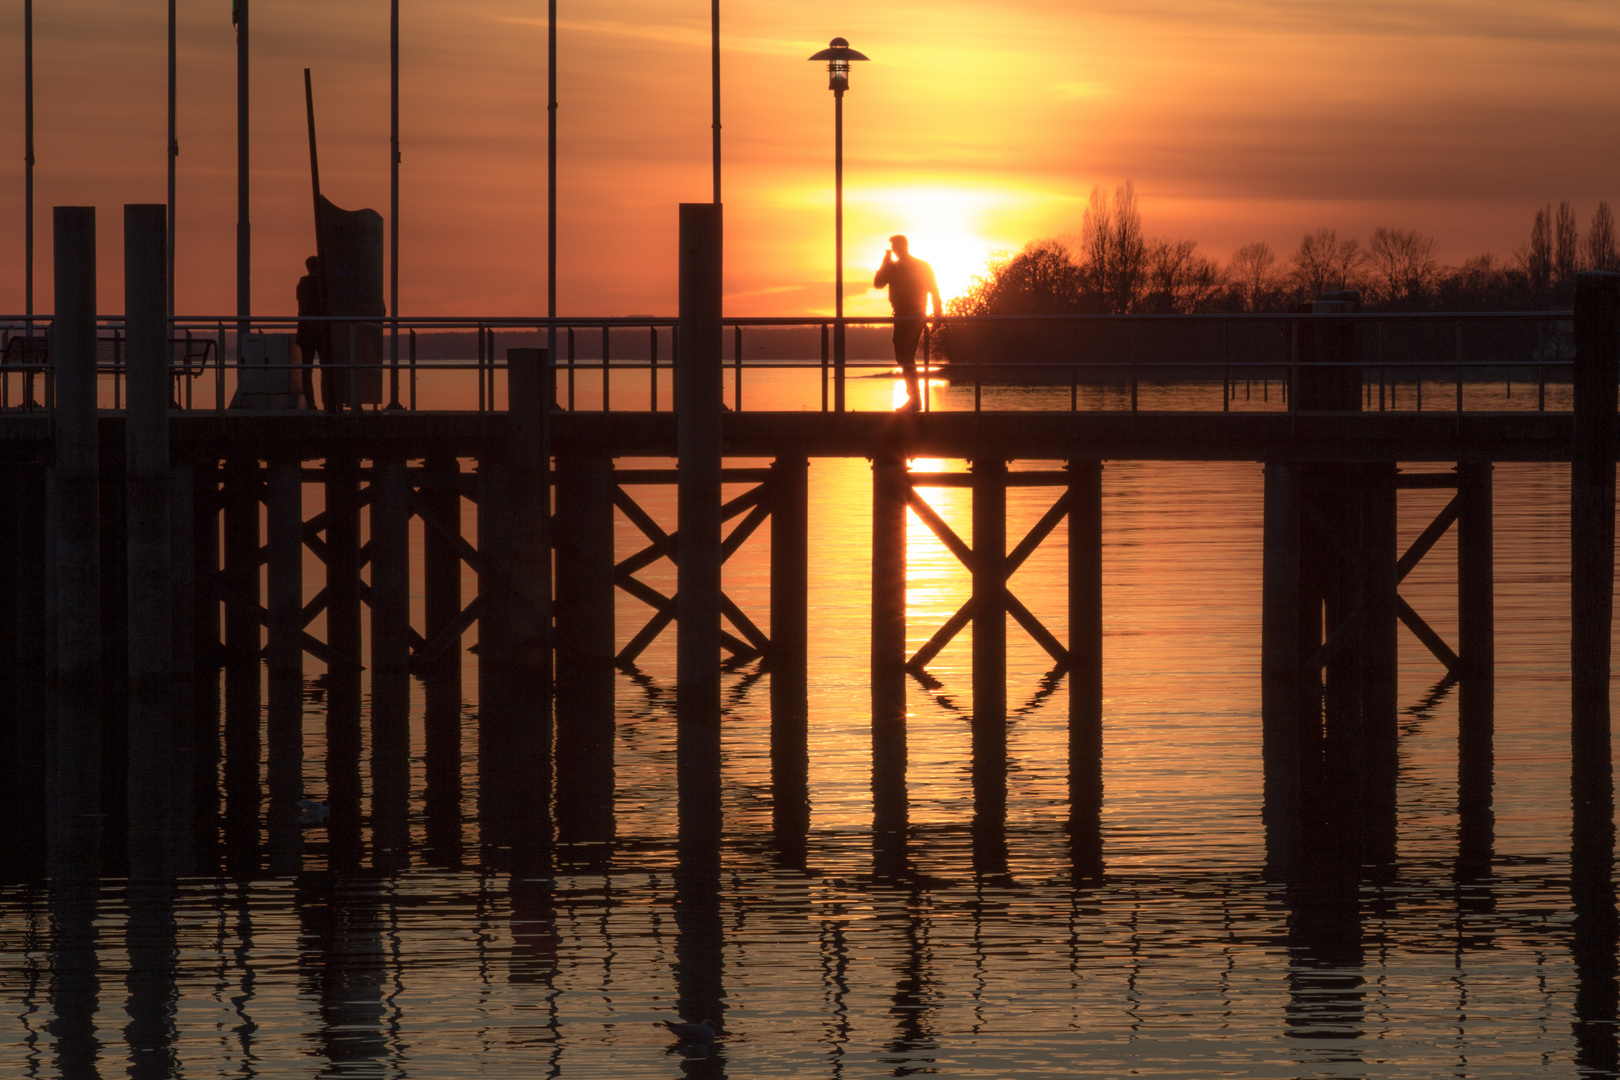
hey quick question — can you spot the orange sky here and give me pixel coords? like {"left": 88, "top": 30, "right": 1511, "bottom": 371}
{"left": 0, "top": 0, "right": 1616, "bottom": 317}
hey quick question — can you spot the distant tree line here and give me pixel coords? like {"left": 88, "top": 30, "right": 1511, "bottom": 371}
{"left": 947, "top": 180, "right": 1620, "bottom": 320}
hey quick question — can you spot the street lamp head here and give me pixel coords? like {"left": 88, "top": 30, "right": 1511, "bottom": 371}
{"left": 808, "top": 37, "right": 869, "bottom": 93}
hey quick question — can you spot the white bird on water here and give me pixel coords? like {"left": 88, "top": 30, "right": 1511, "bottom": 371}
{"left": 662, "top": 1019, "right": 718, "bottom": 1045}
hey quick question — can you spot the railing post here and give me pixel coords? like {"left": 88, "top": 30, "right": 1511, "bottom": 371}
{"left": 834, "top": 318, "right": 846, "bottom": 412}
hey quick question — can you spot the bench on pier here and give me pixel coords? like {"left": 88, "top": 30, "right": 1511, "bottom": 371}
{"left": 3, "top": 333, "right": 216, "bottom": 408}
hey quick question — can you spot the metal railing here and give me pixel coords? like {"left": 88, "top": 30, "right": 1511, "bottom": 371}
{"left": 0, "top": 310, "right": 1578, "bottom": 418}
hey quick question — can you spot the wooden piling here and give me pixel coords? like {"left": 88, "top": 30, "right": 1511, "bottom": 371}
{"left": 1572, "top": 271, "right": 1619, "bottom": 828}
{"left": 1067, "top": 460, "right": 1103, "bottom": 878}
{"left": 222, "top": 456, "right": 261, "bottom": 875}
{"left": 11, "top": 460, "right": 49, "bottom": 875}
{"left": 676, "top": 203, "right": 724, "bottom": 874}
{"left": 1360, "top": 463, "right": 1399, "bottom": 872}
{"left": 420, "top": 455, "right": 463, "bottom": 867}
{"left": 1456, "top": 461, "right": 1495, "bottom": 818}
{"left": 49, "top": 205, "right": 102, "bottom": 881}
{"left": 123, "top": 204, "right": 174, "bottom": 880}
{"left": 475, "top": 451, "right": 514, "bottom": 859}
{"left": 769, "top": 456, "right": 810, "bottom": 867}
{"left": 167, "top": 465, "right": 196, "bottom": 875}
{"left": 190, "top": 459, "right": 222, "bottom": 869}
{"left": 554, "top": 453, "right": 616, "bottom": 859}
{"left": 871, "top": 453, "right": 909, "bottom": 875}
{"left": 1261, "top": 462, "right": 1302, "bottom": 874}
{"left": 971, "top": 457, "right": 1008, "bottom": 874}
{"left": 370, "top": 455, "right": 412, "bottom": 870}
{"left": 507, "top": 348, "right": 555, "bottom": 872}
{"left": 324, "top": 456, "right": 364, "bottom": 870}
{"left": 265, "top": 456, "right": 303, "bottom": 874}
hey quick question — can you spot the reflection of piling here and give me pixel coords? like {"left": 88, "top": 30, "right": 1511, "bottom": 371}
{"left": 1571, "top": 271, "right": 1617, "bottom": 834}
{"left": 420, "top": 455, "right": 463, "bottom": 867}
{"left": 370, "top": 456, "right": 412, "bottom": 872}
{"left": 554, "top": 452, "right": 616, "bottom": 863}
{"left": 123, "top": 204, "right": 174, "bottom": 880}
{"left": 871, "top": 454, "right": 908, "bottom": 877}
{"left": 222, "top": 456, "right": 261, "bottom": 876}
{"left": 677, "top": 203, "right": 724, "bottom": 876}
{"left": 265, "top": 455, "right": 303, "bottom": 874}
{"left": 970, "top": 458, "right": 1008, "bottom": 875}
{"left": 769, "top": 456, "right": 810, "bottom": 867}
{"left": 1067, "top": 460, "right": 1104, "bottom": 879}
{"left": 48, "top": 205, "right": 102, "bottom": 882}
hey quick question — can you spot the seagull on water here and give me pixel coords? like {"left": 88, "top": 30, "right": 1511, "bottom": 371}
{"left": 662, "top": 1019, "right": 718, "bottom": 1045}
{"left": 296, "top": 799, "right": 330, "bottom": 825}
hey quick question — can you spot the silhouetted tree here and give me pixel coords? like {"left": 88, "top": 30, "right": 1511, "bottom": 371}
{"left": 948, "top": 239, "right": 1086, "bottom": 317}
{"left": 1587, "top": 202, "right": 1619, "bottom": 272}
{"left": 1518, "top": 205, "right": 1553, "bottom": 305}
{"left": 1556, "top": 200, "right": 1581, "bottom": 294}
{"left": 1081, "top": 181, "right": 1146, "bottom": 312}
{"left": 1142, "top": 238, "right": 1224, "bottom": 313}
{"left": 1292, "top": 228, "right": 1364, "bottom": 298}
{"left": 1226, "top": 242, "right": 1283, "bottom": 312}
{"left": 1366, "top": 227, "right": 1440, "bottom": 309}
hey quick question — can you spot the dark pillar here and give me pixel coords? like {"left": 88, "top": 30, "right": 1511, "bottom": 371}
{"left": 264, "top": 457, "right": 303, "bottom": 875}
{"left": 871, "top": 454, "right": 908, "bottom": 879}
{"left": 1359, "top": 463, "right": 1399, "bottom": 874}
{"left": 190, "top": 461, "right": 222, "bottom": 871}
{"left": 769, "top": 456, "right": 810, "bottom": 868}
{"left": 167, "top": 465, "right": 196, "bottom": 876}
{"left": 421, "top": 455, "right": 463, "bottom": 868}
{"left": 124, "top": 204, "right": 174, "bottom": 881}
{"left": 12, "top": 460, "right": 49, "bottom": 876}
{"left": 971, "top": 457, "right": 1008, "bottom": 876}
{"left": 222, "top": 457, "right": 261, "bottom": 877}
{"left": 324, "top": 456, "right": 363, "bottom": 871}
{"left": 1571, "top": 270, "right": 1617, "bottom": 835}
{"left": 1456, "top": 461, "right": 1495, "bottom": 874}
{"left": 507, "top": 347, "right": 555, "bottom": 874}
{"left": 49, "top": 205, "right": 101, "bottom": 882}
{"left": 554, "top": 453, "right": 616, "bottom": 863}
{"left": 676, "top": 202, "right": 723, "bottom": 876}
{"left": 1261, "top": 462, "right": 1302, "bottom": 875}
{"left": 99, "top": 449, "right": 129, "bottom": 873}
{"left": 369, "top": 456, "right": 411, "bottom": 872}
{"left": 1067, "top": 460, "right": 1103, "bottom": 880}
{"left": 476, "top": 452, "right": 514, "bottom": 863}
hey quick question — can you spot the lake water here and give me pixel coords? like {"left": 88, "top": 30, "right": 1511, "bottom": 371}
{"left": 1, "top": 374, "right": 1616, "bottom": 1078}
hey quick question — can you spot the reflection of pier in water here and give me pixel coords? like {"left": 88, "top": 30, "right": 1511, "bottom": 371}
{"left": 3, "top": 206, "right": 1620, "bottom": 1075}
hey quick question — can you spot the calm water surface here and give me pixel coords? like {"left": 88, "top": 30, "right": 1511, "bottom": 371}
{"left": 1, "top": 376, "right": 1615, "bottom": 1078}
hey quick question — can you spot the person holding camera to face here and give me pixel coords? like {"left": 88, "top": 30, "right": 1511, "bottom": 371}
{"left": 873, "top": 234, "right": 943, "bottom": 412}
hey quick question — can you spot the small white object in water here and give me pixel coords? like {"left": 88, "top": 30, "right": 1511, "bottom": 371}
{"left": 296, "top": 799, "right": 329, "bottom": 825}
{"left": 662, "top": 1018, "right": 718, "bottom": 1044}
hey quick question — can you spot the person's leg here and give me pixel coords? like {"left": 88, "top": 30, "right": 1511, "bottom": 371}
{"left": 893, "top": 317, "right": 923, "bottom": 409}
{"left": 318, "top": 345, "right": 339, "bottom": 413}
{"left": 297, "top": 340, "right": 317, "bottom": 409}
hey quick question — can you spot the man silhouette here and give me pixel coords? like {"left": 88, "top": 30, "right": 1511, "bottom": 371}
{"left": 873, "top": 234, "right": 943, "bottom": 411}
{"left": 295, "top": 255, "right": 330, "bottom": 411}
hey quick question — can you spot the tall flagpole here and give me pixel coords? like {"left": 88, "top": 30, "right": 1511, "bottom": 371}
{"left": 235, "top": 0, "right": 250, "bottom": 341}
{"left": 389, "top": 0, "right": 400, "bottom": 407}
{"left": 24, "top": 0, "right": 33, "bottom": 320}
{"left": 547, "top": 0, "right": 557, "bottom": 325}
{"left": 167, "top": 0, "right": 177, "bottom": 316}
{"left": 711, "top": 0, "right": 720, "bottom": 204}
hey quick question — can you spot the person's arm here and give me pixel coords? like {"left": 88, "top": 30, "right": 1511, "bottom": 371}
{"left": 928, "top": 268, "right": 944, "bottom": 318}
{"left": 874, "top": 252, "right": 894, "bottom": 289}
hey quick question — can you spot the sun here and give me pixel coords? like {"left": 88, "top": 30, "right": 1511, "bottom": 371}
{"left": 853, "top": 185, "right": 1008, "bottom": 303}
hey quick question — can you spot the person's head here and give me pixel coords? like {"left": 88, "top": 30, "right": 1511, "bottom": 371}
{"left": 305, "top": 255, "right": 320, "bottom": 272}
{"left": 889, "top": 235, "right": 909, "bottom": 257}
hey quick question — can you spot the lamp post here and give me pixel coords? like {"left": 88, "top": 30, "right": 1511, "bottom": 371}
{"left": 808, "top": 37, "right": 867, "bottom": 412}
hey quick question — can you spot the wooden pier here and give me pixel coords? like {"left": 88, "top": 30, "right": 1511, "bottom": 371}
{"left": 1, "top": 204, "right": 1616, "bottom": 886}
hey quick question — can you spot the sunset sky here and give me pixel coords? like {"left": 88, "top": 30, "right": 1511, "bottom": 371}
{"left": 0, "top": 0, "right": 1616, "bottom": 317}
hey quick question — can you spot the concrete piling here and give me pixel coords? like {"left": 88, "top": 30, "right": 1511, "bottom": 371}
{"left": 676, "top": 202, "right": 724, "bottom": 875}
{"left": 123, "top": 204, "right": 174, "bottom": 880}
{"left": 48, "top": 205, "right": 102, "bottom": 882}
{"left": 769, "top": 456, "right": 811, "bottom": 867}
